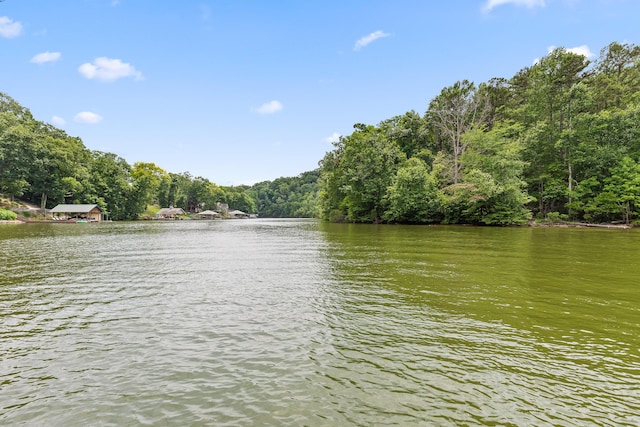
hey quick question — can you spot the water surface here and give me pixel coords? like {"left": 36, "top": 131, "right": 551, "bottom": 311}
{"left": 1, "top": 220, "right": 639, "bottom": 426}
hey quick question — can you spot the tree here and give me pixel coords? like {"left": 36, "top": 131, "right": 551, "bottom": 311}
{"left": 383, "top": 158, "right": 441, "bottom": 223}
{"left": 426, "top": 80, "right": 489, "bottom": 184}
{"left": 248, "top": 170, "right": 319, "bottom": 218}
{"left": 595, "top": 156, "right": 640, "bottom": 225}
{"left": 90, "top": 151, "right": 134, "bottom": 220}
{"left": 0, "top": 113, "right": 33, "bottom": 200}
{"left": 319, "top": 124, "right": 405, "bottom": 223}
{"left": 379, "top": 111, "right": 433, "bottom": 159}
{"left": 518, "top": 48, "right": 590, "bottom": 216}
{"left": 131, "top": 162, "right": 169, "bottom": 209}
{"left": 457, "top": 127, "right": 532, "bottom": 224}
{"left": 591, "top": 42, "right": 640, "bottom": 110}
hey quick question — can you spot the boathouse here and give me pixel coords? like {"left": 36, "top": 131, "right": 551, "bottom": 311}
{"left": 195, "top": 209, "right": 220, "bottom": 219}
{"left": 49, "top": 204, "right": 103, "bottom": 221}
{"left": 156, "top": 207, "right": 186, "bottom": 219}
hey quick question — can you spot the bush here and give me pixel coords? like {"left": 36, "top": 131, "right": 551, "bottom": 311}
{"left": 0, "top": 209, "right": 18, "bottom": 220}
{"left": 543, "top": 211, "right": 569, "bottom": 224}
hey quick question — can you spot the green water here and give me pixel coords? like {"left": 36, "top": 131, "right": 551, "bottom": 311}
{"left": 1, "top": 220, "right": 639, "bottom": 426}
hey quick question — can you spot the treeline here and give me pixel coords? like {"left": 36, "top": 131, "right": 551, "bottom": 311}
{"left": 319, "top": 42, "right": 640, "bottom": 225}
{"left": 5, "top": 41, "right": 640, "bottom": 225}
{"left": 249, "top": 170, "right": 319, "bottom": 218}
{"left": 0, "top": 92, "right": 317, "bottom": 219}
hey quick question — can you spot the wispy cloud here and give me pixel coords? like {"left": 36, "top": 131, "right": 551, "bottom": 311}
{"left": 0, "top": 16, "right": 23, "bottom": 38}
{"left": 482, "top": 0, "right": 546, "bottom": 13}
{"left": 534, "top": 44, "right": 595, "bottom": 64}
{"left": 354, "top": 30, "right": 390, "bottom": 51}
{"left": 325, "top": 132, "right": 342, "bottom": 144}
{"left": 74, "top": 112, "right": 103, "bottom": 124}
{"left": 562, "top": 44, "right": 595, "bottom": 59}
{"left": 30, "top": 51, "right": 62, "bottom": 64}
{"left": 255, "top": 100, "right": 283, "bottom": 115}
{"left": 51, "top": 116, "right": 66, "bottom": 126}
{"left": 78, "top": 57, "right": 143, "bottom": 82}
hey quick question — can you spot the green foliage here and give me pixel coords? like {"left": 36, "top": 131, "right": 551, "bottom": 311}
{"left": 317, "top": 41, "right": 640, "bottom": 226}
{"left": 593, "top": 156, "right": 640, "bottom": 224}
{"left": 0, "top": 208, "right": 17, "bottom": 220}
{"left": 383, "top": 158, "right": 441, "bottom": 223}
{"left": 0, "top": 92, "right": 261, "bottom": 220}
{"left": 249, "top": 170, "right": 319, "bottom": 218}
{"left": 319, "top": 124, "right": 405, "bottom": 222}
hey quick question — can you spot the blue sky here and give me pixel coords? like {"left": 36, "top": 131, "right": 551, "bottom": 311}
{"left": 1, "top": 0, "right": 639, "bottom": 185}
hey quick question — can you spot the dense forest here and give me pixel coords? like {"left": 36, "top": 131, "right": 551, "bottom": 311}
{"left": 2, "top": 41, "right": 640, "bottom": 224}
{"left": 318, "top": 42, "right": 640, "bottom": 225}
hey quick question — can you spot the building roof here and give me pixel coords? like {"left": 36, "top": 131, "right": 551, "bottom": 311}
{"left": 196, "top": 210, "right": 219, "bottom": 216}
{"left": 157, "top": 207, "right": 186, "bottom": 216}
{"left": 50, "top": 204, "right": 102, "bottom": 213}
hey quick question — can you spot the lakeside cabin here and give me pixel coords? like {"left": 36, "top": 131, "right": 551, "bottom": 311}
{"left": 228, "top": 209, "right": 249, "bottom": 218}
{"left": 156, "top": 207, "right": 186, "bottom": 219}
{"left": 49, "top": 204, "right": 103, "bottom": 222}
{"left": 195, "top": 210, "right": 220, "bottom": 219}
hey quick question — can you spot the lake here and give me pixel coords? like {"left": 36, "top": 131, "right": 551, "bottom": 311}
{"left": 1, "top": 219, "right": 639, "bottom": 426}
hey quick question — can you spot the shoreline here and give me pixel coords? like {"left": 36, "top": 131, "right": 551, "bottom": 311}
{"left": 527, "top": 221, "right": 632, "bottom": 229}
{"left": 2, "top": 218, "right": 634, "bottom": 229}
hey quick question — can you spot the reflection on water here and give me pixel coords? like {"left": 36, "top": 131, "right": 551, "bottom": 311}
{"left": 1, "top": 220, "right": 639, "bottom": 426}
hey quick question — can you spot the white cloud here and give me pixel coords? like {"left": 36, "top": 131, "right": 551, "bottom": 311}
{"left": 51, "top": 116, "right": 66, "bottom": 126}
{"left": 561, "top": 44, "right": 595, "bottom": 58}
{"left": 354, "top": 30, "right": 390, "bottom": 51}
{"left": 534, "top": 44, "right": 595, "bottom": 64}
{"left": 325, "top": 132, "right": 342, "bottom": 144}
{"left": 482, "top": 0, "right": 546, "bottom": 12}
{"left": 255, "top": 100, "right": 283, "bottom": 114}
{"left": 30, "top": 51, "right": 61, "bottom": 64}
{"left": 74, "top": 112, "right": 103, "bottom": 124}
{"left": 0, "top": 16, "right": 23, "bottom": 38}
{"left": 78, "top": 57, "right": 143, "bottom": 82}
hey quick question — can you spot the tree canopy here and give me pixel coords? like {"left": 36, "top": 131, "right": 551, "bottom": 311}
{"left": 319, "top": 41, "right": 640, "bottom": 225}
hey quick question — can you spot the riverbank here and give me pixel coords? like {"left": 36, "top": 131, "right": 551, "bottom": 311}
{"left": 528, "top": 221, "right": 632, "bottom": 229}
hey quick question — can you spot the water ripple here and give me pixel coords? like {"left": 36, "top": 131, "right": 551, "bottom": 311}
{"left": 1, "top": 221, "right": 639, "bottom": 426}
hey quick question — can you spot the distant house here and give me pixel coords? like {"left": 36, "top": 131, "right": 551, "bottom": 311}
{"left": 195, "top": 210, "right": 220, "bottom": 219}
{"left": 156, "top": 207, "right": 186, "bottom": 219}
{"left": 228, "top": 209, "right": 249, "bottom": 218}
{"left": 49, "top": 204, "right": 103, "bottom": 222}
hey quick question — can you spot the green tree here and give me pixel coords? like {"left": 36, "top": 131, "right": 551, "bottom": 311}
{"left": 518, "top": 48, "right": 590, "bottom": 215}
{"left": 131, "top": 162, "right": 170, "bottom": 211}
{"left": 0, "top": 113, "right": 33, "bottom": 200}
{"left": 457, "top": 127, "right": 532, "bottom": 224}
{"left": 594, "top": 156, "right": 640, "bottom": 225}
{"left": 383, "top": 158, "right": 441, "bottom": 223}
{"left": 319, "top": 124, "right": 405, "bottom": 223}
{"left": 90, "top": 151, "right": 134, "bottom": 220}
{"left": 426, "top": 80, "right": 489, "bottom": 184}
{"left": 379, "top": 111, "right": 433, "bottom": 159}
{"left": 591, "top": 42, "right": 640, "bottom": 110}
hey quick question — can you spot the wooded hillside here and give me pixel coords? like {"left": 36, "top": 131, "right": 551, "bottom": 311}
{"left": 318, "top": 42, "right": 640, "bottom": 225}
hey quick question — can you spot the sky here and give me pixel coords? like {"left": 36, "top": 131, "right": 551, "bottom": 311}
{"left": 1, "top": 0, "right": 639, "bottom": 185}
